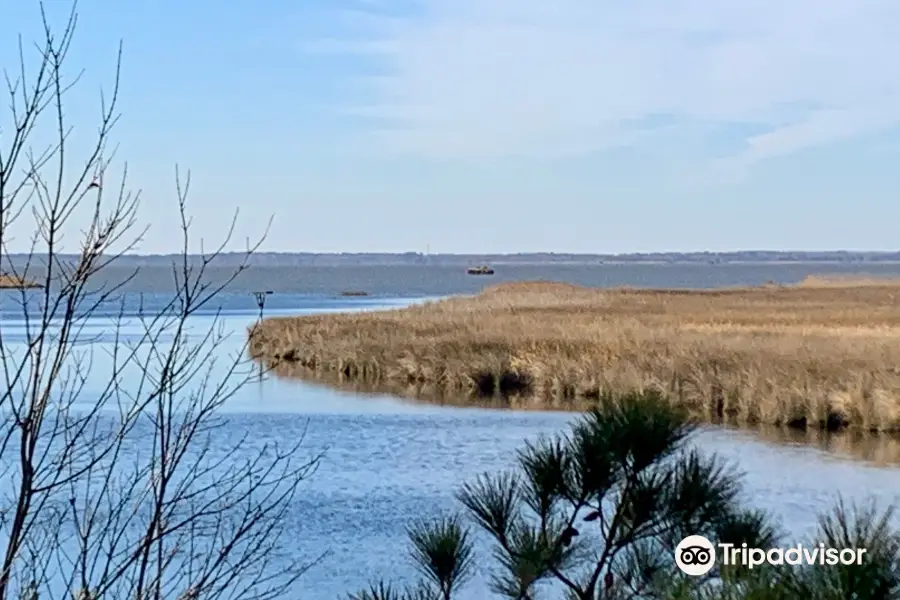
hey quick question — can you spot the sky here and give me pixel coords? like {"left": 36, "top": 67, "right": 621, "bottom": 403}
{"left": 1, "top": 0, "right": 899, "bottom": 254}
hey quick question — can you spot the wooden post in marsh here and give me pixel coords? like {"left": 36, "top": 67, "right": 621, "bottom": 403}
{"left": 252, "top": 290, "right": 274, "bottom": 321}
{"left": 252, "top": 290, "right": 273, "bottom": 379}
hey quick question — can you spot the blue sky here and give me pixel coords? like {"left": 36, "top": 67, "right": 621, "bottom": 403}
{"left": 2, "top": 0, "right": 899, "bottom": 254}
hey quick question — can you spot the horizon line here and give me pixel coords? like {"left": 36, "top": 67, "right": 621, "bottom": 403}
{"left": 4, "top": 250, "right": 900, "bottom": 257}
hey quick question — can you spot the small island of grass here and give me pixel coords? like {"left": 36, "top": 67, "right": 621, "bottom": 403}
{"left": 0, "top": 273, "right": 42, "bottom": 289}
{"left": 248, "top": 277, "right": 900, "bottom": 433}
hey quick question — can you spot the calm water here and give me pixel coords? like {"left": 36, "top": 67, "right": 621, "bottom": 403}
{"left": 14, "top": 261, "right": 900, "bottom": 300}
{"left": 2, "top": 263, "right": 900, "bottom": 599}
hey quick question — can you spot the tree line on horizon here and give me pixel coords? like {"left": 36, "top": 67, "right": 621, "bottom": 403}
{"left": 3, "top": 250, "right": 900, "bottom": 270}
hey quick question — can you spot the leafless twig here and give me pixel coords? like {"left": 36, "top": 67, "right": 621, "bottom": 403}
{"left": 0, "top": 4, "right": 318, "bottom": 599}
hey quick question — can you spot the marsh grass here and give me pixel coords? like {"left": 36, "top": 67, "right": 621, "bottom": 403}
{"left": 248, "top": 279, "right": 900, "bottom": 433}
{"left": 0, "top": 273, "right": 40, "bottom": 288}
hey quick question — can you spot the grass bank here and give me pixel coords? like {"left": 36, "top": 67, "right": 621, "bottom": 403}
{"left": 247, "top": 278, "right": 900, "bottom": 433}
{"left": 0, "top": 273, "right": 41, "bottom": 289}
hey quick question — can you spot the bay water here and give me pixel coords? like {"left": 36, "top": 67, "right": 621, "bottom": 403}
{"left": 1, "top": 263, "right": 899, "bottom": 599}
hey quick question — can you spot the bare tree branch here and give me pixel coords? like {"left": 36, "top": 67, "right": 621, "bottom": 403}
{"left": 0, "top": 4, "right": 318, "bottom": 599}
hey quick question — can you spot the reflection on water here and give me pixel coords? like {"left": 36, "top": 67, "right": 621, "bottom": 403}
{"left": 266, "top": 361, "right": 598, "bottom": 411}
{"left": 269, "top": 363, "right": 900, "bottom": 468}
{"left": 749, "top": 426, "right": 900, "bottom": 466}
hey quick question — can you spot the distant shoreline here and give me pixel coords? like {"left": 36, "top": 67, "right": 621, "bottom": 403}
{"left": 3, "top": 251, "right": 900, "bottom": 269}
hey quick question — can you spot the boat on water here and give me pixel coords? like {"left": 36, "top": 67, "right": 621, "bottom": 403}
{"left": 466, "top": 265, "right": 494, "bottom": 275}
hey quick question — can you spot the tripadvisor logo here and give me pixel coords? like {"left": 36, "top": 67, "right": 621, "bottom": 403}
{"left": 674, "top": 535, "right": 868, "bottom": 576}
{"left": 675, "top": 535, "right": 716, "bottom": 576}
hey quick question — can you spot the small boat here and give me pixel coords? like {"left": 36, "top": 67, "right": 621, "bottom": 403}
{"left": 466, "top": 265, "right": 494, "bottom": 275}
{"left": 340, "top": 290, "right": 369, "bottom": 297}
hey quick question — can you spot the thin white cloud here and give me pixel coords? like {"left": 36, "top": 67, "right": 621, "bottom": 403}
{"left": 309, "top": 0, "right": 900, "bottom": 167}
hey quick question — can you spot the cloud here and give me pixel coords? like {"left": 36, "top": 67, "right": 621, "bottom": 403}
{"left": 308, "top": 0, "right": 900, "bottom": 168}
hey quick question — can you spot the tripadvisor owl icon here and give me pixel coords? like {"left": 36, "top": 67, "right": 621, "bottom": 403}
{"left": 675, "top": 535, "right": 716, "bottom": 576}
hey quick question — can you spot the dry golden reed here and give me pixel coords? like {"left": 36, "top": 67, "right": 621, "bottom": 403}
{"left": 247, "top": 277, "right": 900, "bottom": 433}
{"left": 0, "top": 273, "right": 40, "bottom": 289}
